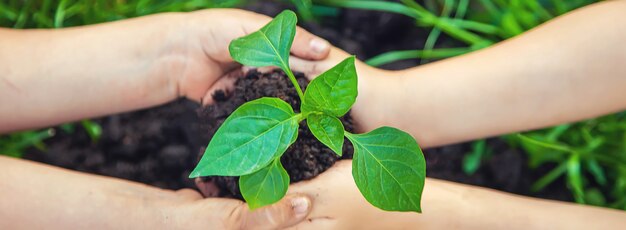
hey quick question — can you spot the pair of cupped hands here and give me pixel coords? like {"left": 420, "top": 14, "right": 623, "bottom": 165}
{"left": 151, "top": 9, "right": 394, "bottom": 229}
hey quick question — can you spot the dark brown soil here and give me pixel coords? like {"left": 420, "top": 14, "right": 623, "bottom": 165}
{"left": 197, "top": 70, "right": 354, "bottom": 199}
{"left": 23, "top": 100, "right": 205, "bottom": 190}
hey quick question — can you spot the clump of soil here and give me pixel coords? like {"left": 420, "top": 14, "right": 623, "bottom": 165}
{"left": 197, "top": 69, "right": 354, "bottom": 199}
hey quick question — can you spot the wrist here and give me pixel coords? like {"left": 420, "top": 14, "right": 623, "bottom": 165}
{"left": 103, "top": 182, "right": 185, "bottom": 228}
{"left": 152, "top": 9, "right": 228, "bottom": 102}
{"left": 351, "top": 67, "right": 401, "bottom": 133}
{"left": 143, "top": 12, "right": 191, "bottom": 101}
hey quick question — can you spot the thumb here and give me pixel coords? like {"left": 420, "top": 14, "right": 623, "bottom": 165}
{"left": 290, "top": 47, "right": 365, "bottom": 80}
{"left": 239, "top": 194, "right": 312, "bottom": 230}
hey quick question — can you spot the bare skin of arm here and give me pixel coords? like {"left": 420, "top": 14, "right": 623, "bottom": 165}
{"left": 0, "top": 155, "right": 311, "bottom": 229}
{"left": 289, "top": 161, "right": 626, "bottom": 230}
{"left": 286, "top": 0, "right": 626, "bottom": 228}
{"left": 293, "top": 0, "right": 626, "bottom": 148}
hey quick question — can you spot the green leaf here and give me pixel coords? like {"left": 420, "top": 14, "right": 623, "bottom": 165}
{"left": 189, "top": 97, "right": 299, "bottom": 177}
{"left": 301, "top": 56, "right": 357, "bottom": 117}
{"left": 229, "top": 10, "right": 296, "bottom": 71}
{"left": 240, "top": 159, "right": 290, "bottom": 210}
{"left": 307, "top": 114, "right": 344, "bottom": 156}
{"left": 346, "top": 127, "right": 425, "bottom": 212}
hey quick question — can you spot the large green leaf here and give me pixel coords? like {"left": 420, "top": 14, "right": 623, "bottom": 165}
{"left": 189, "top": 97, "right": 299, "bottom": 177}
{"left": 229, "top": 10, "right": 296, "bottom": 70}
{"left": 346, "top": 127, "right": 425, "bottom": 212}
{"left": 307, "top": 114, "right": 344, "bottom": 156}
{"left": 301, "top": 56, "right": 357, "bottom": 117}
{"left": 240, "top": 159, "right": 290, "bottom": 209}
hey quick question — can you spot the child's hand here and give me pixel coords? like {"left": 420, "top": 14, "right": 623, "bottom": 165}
{"left": 285, "top": 160, "right": 426, "bottom": 229}
{"left": 164, "top": 189, "right": 312, "bottom": 230}
{"left": 166, "top": 9, "right": 330, "bottom": 104}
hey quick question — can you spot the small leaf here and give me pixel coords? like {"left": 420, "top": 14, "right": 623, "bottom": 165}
{"left": 229, "top": 10, "right": 296, "bottom": 71}
{"left": 307, "top": 114, "right": 344, "bottom": 156}
{"left": 301, "top": 56, "right": 357, "bottom": 117}
{"left": 240, "top": 159, "right": 290, "bottom": 210}
{"left": 346, "top": 127, "right": 425, "bottom": 212}
{"left": 189, "top": 98, "right": 299, "bottom": 177}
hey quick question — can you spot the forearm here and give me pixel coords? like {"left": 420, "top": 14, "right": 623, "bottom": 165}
{"left": 0, "top": 156, "right": 178, "bottom": 229}
{"left": 0, "top": 13, "right": 185, "bottom": 133}
{"left": 371, "top": 1, "right": 626, "bottom": 147}
{"left": 416, "top": 179, "right": 626, "bottom": 229}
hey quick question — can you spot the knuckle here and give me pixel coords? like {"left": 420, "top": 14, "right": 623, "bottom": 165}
{"left": 225, "top": 202, "right": 247, "bottom": 230}
{"left": 311, "top": 63, "right": 318, "bottom": 74}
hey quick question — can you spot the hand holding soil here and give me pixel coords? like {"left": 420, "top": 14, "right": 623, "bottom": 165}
{"left": 0, "top": 8, "right": 330, "bottom": 133}
{"left": 287, "top": 160, "right": 626, "bottom": 229}
{"left": 171, "top": 9, "right": 330, "bottom": 105}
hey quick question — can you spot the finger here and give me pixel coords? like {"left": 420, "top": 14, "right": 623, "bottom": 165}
{"left": 289, "top": 160, "right": 353, "bottom": 192}
{"left": 289, "top": 56, "right": 326, "bottom": 80}
{"left": 292, "top": 27, "right": 330, "bottom": 60}
{"left": 239, "top": 194, "right": 312, "bottom": 230}
{"left": 290, "top": 47, "right": 355, "bottom": 80}
{"left": 256, "top": 66, "right": 279, "bottom": 74}
{"left": 242, "top": 66, "right": 281, "bottom": 76}
{"left": 174, "top": 188, "right": 203, "bottom": 201}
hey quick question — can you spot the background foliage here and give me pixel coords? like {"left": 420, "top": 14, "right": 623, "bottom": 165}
{"left": 1, "top": 0, "right": 624, "bottom": 210}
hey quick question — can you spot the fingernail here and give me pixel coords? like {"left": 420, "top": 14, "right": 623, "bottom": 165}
{"left": 291, "top": 197, "right": 310, "bottom": 218}
{"left": 310, "top": 38, "right": 329, "bottom": 54}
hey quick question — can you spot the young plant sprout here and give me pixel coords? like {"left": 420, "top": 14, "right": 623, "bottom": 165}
{"left": 190, "top": 10, "right": 426, "bottom": 212}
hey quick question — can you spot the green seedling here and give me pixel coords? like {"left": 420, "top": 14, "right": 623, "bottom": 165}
{"left": 189, "top": 10, "right": 426, "bottom": 212}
